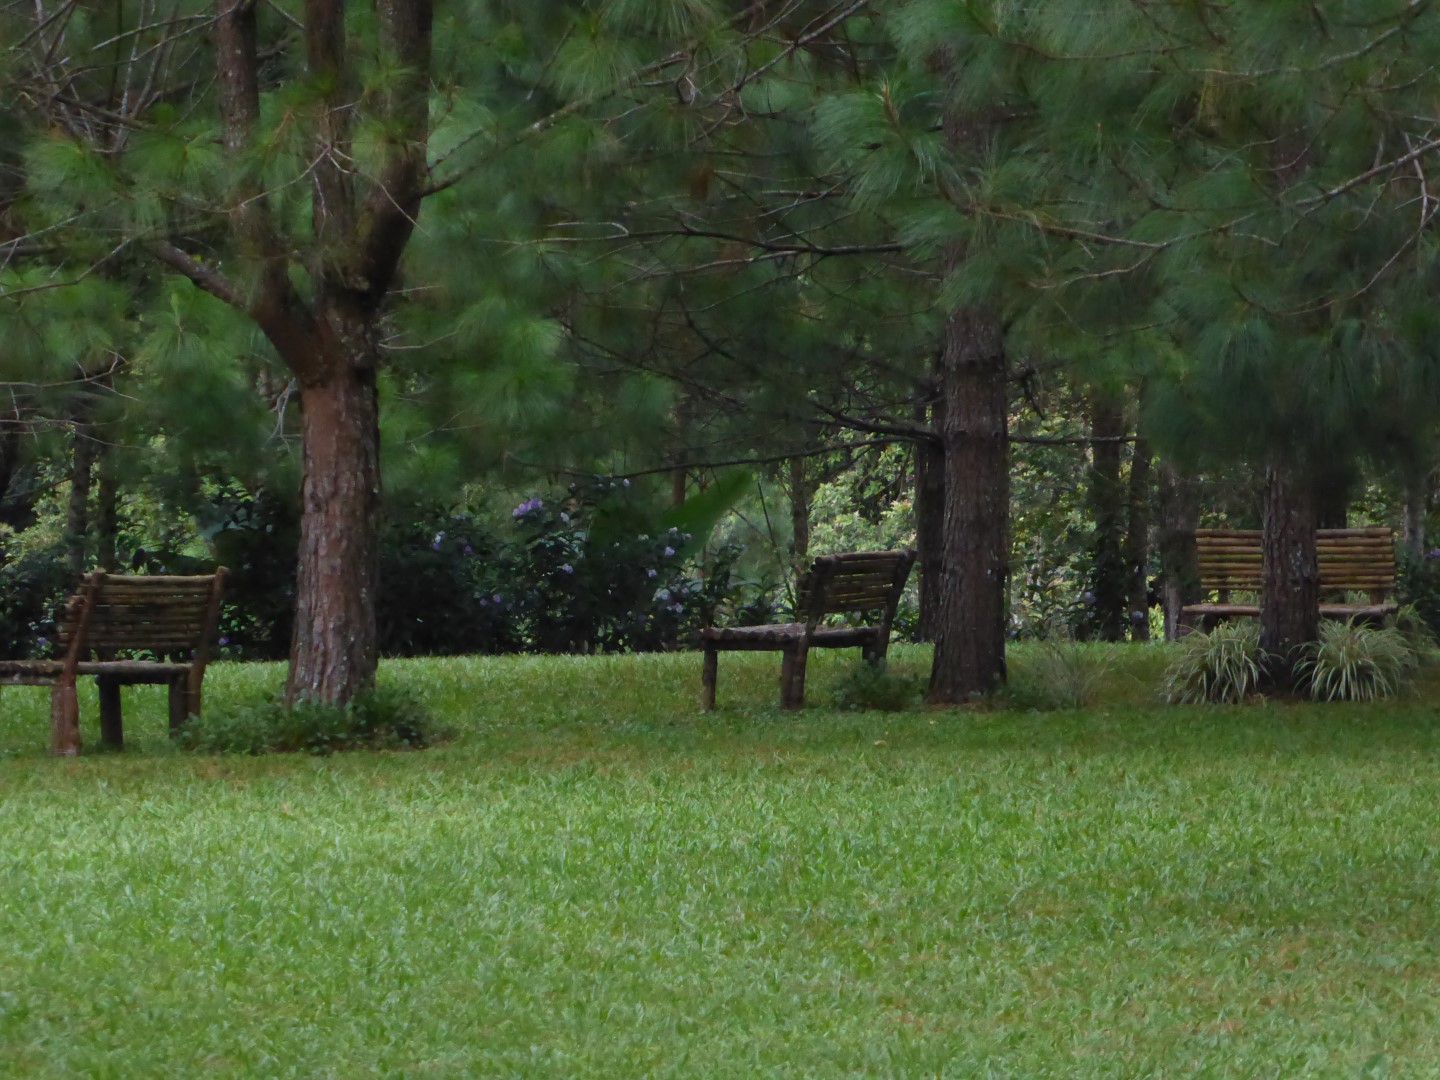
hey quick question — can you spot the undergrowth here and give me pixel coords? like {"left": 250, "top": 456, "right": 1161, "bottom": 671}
{"left": 179, "top": 685, "right": 439, "bottom": 755}
{"left": 1162, "top": 623, "right": 1263, "bottom": 704}
{"left": 1298, "top": 621, "right": 1419, "bottom": 703}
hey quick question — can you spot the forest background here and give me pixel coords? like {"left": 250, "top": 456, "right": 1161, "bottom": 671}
{"left": 3, "top": 0, "right": 1440, "bottom": 703}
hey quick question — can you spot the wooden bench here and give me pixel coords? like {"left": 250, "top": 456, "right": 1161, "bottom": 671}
{"left": 1181, "top": 527, "right": 1397, "bottom": 626}
{"left": 701, "top": 549, "right": 916, "bottom": 710}
{"left": 0, "top": 570, "right": 227, "bottom": 754}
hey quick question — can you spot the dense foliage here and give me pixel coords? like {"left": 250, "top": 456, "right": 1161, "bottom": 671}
{"left": 3, "top": 1, "right": 1440, "bottom": 683}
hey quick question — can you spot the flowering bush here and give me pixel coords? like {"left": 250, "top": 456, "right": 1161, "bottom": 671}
{"left": 508, "top": 482, "right": 697, "bottom": 652}
{"left": 371, "top": 480, "right": 767, "bottom": 656}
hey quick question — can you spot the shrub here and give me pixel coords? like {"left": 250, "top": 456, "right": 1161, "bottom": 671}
{"left": 832, "top": 661, "right": 921, "bottom": 712}
{"left": 180, "top": 686, "right": 438, "bottom": 755}
{"left": 0, "top": 542, "right": 70, "bottom": 660}
{"left": 1296, "top": 621, "right": 1418, "bottom": 703}
{"left": 1011, "top": 631, "right": 1115, "bottom": 710}
{"left": 1163, "top": 623, "right": 1263, "bottom": 704}
{"left": 1397, "top": 550, "right": 1440, "bottom": 640}
{"left": 1390, "top": 603, "right": 1436, "bottom": 656}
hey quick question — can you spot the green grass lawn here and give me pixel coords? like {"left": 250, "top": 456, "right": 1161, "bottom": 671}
{"left": 3, "top": 644, "right": 1440, "bottom": 1077}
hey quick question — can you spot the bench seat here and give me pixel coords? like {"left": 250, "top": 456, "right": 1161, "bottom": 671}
{"left": 701, "top": 550, "right": 915, "bottom": 709}
{"left": 700, "top": 624, "right": 882, "bottom": 650}
{"left": 0, "top": 570, "right": 227, "bottom": 754}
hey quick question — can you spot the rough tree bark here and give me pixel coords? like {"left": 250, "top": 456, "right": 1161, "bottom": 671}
{"left": 1087, "top": 393, "right": 1127, "bottom": 641}
{"left": 1260, "top": 457, "right": 1319, "bottom": 692}
{"left": 1157, "top": 462, "right": 1200, "bottom": 641}
{"left": 928, "top": 306, "right": 1008, "bottom": 701}
{"left": 1125, "top": 433, "right": 1153, "bottom": 641}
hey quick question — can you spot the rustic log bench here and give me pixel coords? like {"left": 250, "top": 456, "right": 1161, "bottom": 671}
{"left": 0, "top": 570, "right": 227, "bottom": 754}
{"left": 701, "top": 549, "right": 916, "bottom": 710}
{"left": 1180, "top": 527, "right": 1397, "bottom": 627}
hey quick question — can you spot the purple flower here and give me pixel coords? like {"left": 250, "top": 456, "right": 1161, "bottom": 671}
{"left": 432, "top": 531, "right": 444, "bottom": 551}
{"left": 622, "top": 479, "right": 631, "bottom": 487}
{"left": 1428, "top": 548, "right": 1440, "bottom": 560}
{"left": 560, "top": 512, "right": 570, "bottom": 524}
{"left": 463, "top": 544, "right": 474, "bottom": 556}
{"left": 218, "top": 636, "right": 230, "bottom": 646}
{"left": 561, "top": 563, "right": 573, "bottom": 574}
{"left": 512, "top": 497, "right": 544, "bottom": 518}
{"left": 479, "top": 598, "right": 488, "bottom": 606}
{"left": 669, "top": 602, "right": 683, "bottom": 614}
{"left": 492, "top": 594, "right": 503, "bottom": 604}
{"left": 663, "top": 546, "right": 675, "bottom": 557}
{"left": 647, "top": 568, "right": 657, "bottom": 578}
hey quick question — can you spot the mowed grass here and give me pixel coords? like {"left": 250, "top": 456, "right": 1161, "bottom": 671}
{"left": 3, "top": 645, "right": 1440, "bottom": 1077}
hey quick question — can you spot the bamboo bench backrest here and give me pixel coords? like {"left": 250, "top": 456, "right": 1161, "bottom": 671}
{"left": 794, "top": 550, "right": 917, "bottom": 623}
{"left": 1195, "top": 528, "right": 1396, "bottom": 595}
{"left": 56, "top": 572, "right": 227, "bottom": 658}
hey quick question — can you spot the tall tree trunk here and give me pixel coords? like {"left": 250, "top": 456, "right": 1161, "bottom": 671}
{"left": 914, "top": 429, "right": 946, "bottom": 643}
{"left": 286, "top": 356, "right": 382, "bottom": 706}
{"left": 1260, "top": 457, "right": 1319, "bottom": 692}
{"left": 1087, "top": 394, "right": 1127, "bottom": 641}
{"left": 95, "top": 441, "right": 120, "bottom": 572}
{"left": 788, "top": 454, "right": 811, "bottom": 574}
{"left": 65, "top": 420, "right": 95, "bottom": 576}
{"left": 1158, "top": 462, "right": 1200, "bottom": 641}
{"left": 1125, "top": 433, "right": 1153, "bottom": 641}
{"left": 928, "top": 307, "right": 1008, "bottom": 702}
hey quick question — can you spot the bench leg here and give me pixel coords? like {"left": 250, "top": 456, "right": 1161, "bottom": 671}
{"left": 701, "top": 646, "right": 718, "bottom": 710}
{"left": 168, "top": 678, "right": 190, "bottom": 737}
{"left": 50, "top": 681, "right": 80, "bottom": 756}
{"left": 97, "top": 676, "right": 123, "bottom": 751}
{"left": 780, "top": 645, "right": 809, "bottom": 709}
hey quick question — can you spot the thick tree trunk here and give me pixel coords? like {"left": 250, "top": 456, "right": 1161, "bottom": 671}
{"left": 1158, "top": 462, "right": 1200, "bottom": 641}
{"left": 914, "top": 429, "right": 946, "bottom": 643}
{"left": 65, "top": 421, "right": 95, "bottom": 576}
{"left": 1087, "top": 394, "right": 1127, "bottom": 641}
{"left": 1125, "top": 434, "right": 1153, "bottom": 641}
{"left": 928, "top": 307, "right": 1008, "bottom": 702}
{"left": 286, "top": 359, "right": 382, "bottom": 706}
{"left": 1260, "top": 458, "right": 1319, "bottom": 693}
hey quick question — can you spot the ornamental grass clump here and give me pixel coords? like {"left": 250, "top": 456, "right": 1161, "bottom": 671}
{"left": 1162, "top": 623, "right": 1262, "bottom": 704}
{"left": 1297, "top": 621, "right": 1418, "bottom": 703}
{"left": 1011, "top": 631, "right": 1116, "bottom": 710}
